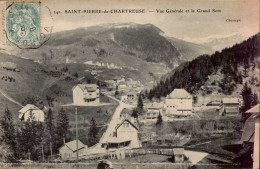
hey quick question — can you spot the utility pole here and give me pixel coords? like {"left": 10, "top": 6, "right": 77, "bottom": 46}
{"left": 75, "top": 108, "right": 79, "bottom": 163}
{"left": 42, "top": 144, "right": 44, "bottom": 161}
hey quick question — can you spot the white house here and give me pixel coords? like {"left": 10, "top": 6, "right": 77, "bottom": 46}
{"left": 72, "top": 84, "right": 100, "bottom": 105}
{"left": 145, "top": 103, "right": 163, "bottom": 122}
{"left": 59, "top": 140, "right": 88, "bottom": 160}
{"left": 18, "top": 104, "right": 44, "bottom": 122}
{"left": 102, "top": 119, "right": 140, "bottom": 149}
{"left": 120, "top": 91, "right": 136, "bottom": 102}
{"left": 165, "top": 89, "right": 192, "bottom": 117}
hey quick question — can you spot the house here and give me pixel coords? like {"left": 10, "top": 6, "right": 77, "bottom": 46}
{"left": 112, "top": 76, "right": 125, "bottom": 84}
{"left": 219, "top": 98, "right": 240, "bottom": 116}
{"left": 18, "top": 104, "right": 44, "bottom": 122}
{"left": 59, "top": 140, "right": 87, "bottom": 160}
{"left": 171, "top": 148, "right": 185, "bottom": 163}
{"left": 105, "top": 80, "right": 117, "bottom": 91}
{"left": 118, "top": 81, "right": 127, "bottom": 90}
{"left": 72, "top": 84, "right": 100, "bottom": 105}
{"left": 101, "top": 119, "right": 140, "bottom": 149}
{"left": 206, "top": 100, "right": 221, "bottom": 108}
{"left": 145, "top": 103, "right": 162, "bottom": 122}
{"left": 165, "top": 89, "right": 192, "bottom": 117}
{"left": 120, "top": 91, "right": 136, "bottom": 102}
{"left": 240, "top": 104, "right": 259, "bottom": 169}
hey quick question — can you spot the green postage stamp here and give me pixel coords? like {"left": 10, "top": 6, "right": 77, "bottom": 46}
{"left": 6, "top": 2, "right": 40, "bottom": 46}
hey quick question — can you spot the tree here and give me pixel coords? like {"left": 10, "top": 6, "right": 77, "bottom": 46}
{"left": 114, "top": 90, "right": 119, "bottom": 97}
{"left": 0, "top": 108, "right": 17, "bottom": 162}
{"left": 18, "top": 112, "right": 45, "bottom": 161}
{"left": 156, "top": 112, "right": 163, "bottom": 126}
{"left": 131, "top": 108, "right": 138, "bottom": 118}
{"left": 74, "top": 72, "right": 78, "bottom": 78}
{"left": 88, "top": 118, "right": 98, "bottom": 146}
{"left": 45, "top": 108, "right": 55, "bottom": 158}
{"left": 251, "top": 92, "right": 259, "bottom": 106}
{"left": 241, "top": 82, "right": 253, "bottom": 112}
{"left": 55, "top": 108, "right": 69, "bottom": 149}
{"left": 137, "top": 94, "right": 144, "bottom": 114}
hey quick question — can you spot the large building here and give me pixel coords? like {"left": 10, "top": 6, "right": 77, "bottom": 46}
{"left": 72, "top": 84, "right": 100, "bottom": 105}
{"left": 165, "top": 89, "right": 192, "bottom": 117}
{"left": 18, "top": 104, "right": 44, "bottom": 122}
{"left": 59, "top": 140, "right": 87, "bottom": 160}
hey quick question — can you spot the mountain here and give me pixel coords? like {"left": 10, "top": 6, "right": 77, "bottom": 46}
{"left": 194, "top": 33, "right": 250, "bottom": 52}
{"left": 167, "top": 37, "right": 214, "bottom": 61}
{"left": 4, "top": 23, "right": 213, "bottom": 86}
{"left": 148, "top": 33, "right": 260, "bottom": 105}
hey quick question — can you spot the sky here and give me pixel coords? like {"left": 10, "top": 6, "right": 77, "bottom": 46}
{"left": 15, "top": 0, "right": 260, "bottom": 42}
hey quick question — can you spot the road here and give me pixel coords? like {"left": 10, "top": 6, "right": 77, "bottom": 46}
{"left": 0, "top": 89, "right": 23, "bottom": 107}
{"left": 85, "top": 93, "right": 134, "bottom": 155}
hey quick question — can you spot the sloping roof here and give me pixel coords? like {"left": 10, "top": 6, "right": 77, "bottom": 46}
{"left": 167, "top": 89, "right": 192, "bottom": 99}
{"left": 241, "top": 115, "right": 256, "bottom": 143}
{"left": 148, "top": 103, "right": 163, "bottom": 110}
{"left": 206, "top": 100, "right": 221, "bottom": 106}
{"left": 222, "top": 98, "right": 239, "bottom": 104}
{"left": 60, "top": 140, "right": 86, "bottom": 152}
{"left": 172, "top": 148, "right": 184, "bottom": 155}
{"left": 115, "top": 119, "right": 138, "bottom": 131}
{"left": 225, "top": 107, "right": 239, "bottom": 114}
{"left": 73, "top": 84, "right": 98, "bottom": 92}
{"left": 19, "top": 104, "right": 40, "bottom": 113}
{"left": 245, "top": 104, "right": 260, "bottom": 114}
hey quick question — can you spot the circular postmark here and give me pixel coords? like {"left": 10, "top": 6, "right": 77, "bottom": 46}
{"left": 5, "top": 2, "right": 53, "bottom": 49}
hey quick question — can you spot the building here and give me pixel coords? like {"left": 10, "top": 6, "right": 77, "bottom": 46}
{"left": 72, "top": 84, "right": 100, "bottom": 105}
{"left": 206, "top": 100, "right": 221, "bottom": 108}
{"left": 118, "top": 81, "right": 127, "bottom": 90}
{"left": 18, "top": 104, "right": 44, "bottom": 122}
{"left": 59, "top": 140, "right": 87, "bottom": 160}
{"left": 120, "top": 91, "right": 136, "bottom": 102}
{"left": 165, "top": 89, "right": 192, "bottom": 117}
{"left": 105, "top": 80, "right": 117, "bottom": 91}
{"left": 102, "top": 119, "right": 140, "bottom": 150}
{"left": 219, "top": 98, "right": 240, "bottom": 116}
{"left": 145, "top": 103, "right": 162, "bottom": 122}
{"left": 171, "top": 148, "right": 185, "bottom": 163}
{"left": 240, "top": 104, "right": 259, "bottom": 169}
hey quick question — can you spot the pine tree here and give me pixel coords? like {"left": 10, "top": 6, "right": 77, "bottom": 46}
{"left": 19, "top": 112, "right": 45, "bottom": 161}
{"left": 0, "top": 108, "right": 17, "bottom": 162}
{"left": 55, "top": 108, "right": 69, "bottom": 148}
{"left": 137, "top": 94, "right": 144, "bottom": 114}
{"left": 241, "top": 82, "right": 253, "bottom": 113}
{"left": 45, "top": 108, "right": 55, "bottom": 158}
{"left": 251, "top": 92, "right": 259, "bottom": 106}
{"left": 131, "top": 108, "right": 138, "bottom": 118}
{"left": 88, "top": 118, "right": 98, "bottom": 146}
{"left": 156, "top": 112, "right": 163, "bottom": 126}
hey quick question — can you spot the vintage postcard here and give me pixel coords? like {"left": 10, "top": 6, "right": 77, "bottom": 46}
{"left": 0, "top": 0, "right": 259, "bottom": 168}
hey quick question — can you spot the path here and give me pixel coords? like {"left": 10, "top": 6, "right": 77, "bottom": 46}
{"left": 0, "top": 89, "right": 23, "bottom": 107}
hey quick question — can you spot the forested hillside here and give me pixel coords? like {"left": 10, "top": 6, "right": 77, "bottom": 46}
{"left": 147, "top": 33, "right": 260, "bottom": 100}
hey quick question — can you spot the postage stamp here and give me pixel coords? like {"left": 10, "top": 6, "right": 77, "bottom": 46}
{"left": 6, "top": 2, "right": 40, "bottom": 46}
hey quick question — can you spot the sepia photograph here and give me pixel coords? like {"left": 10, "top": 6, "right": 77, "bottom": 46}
{"left": 0, "top": 0, "right": 259, "bottom": 168}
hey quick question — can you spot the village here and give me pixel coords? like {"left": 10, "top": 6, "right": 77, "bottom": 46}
{"left": 15, "top": 72, "right": 259, "bottom": 168}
